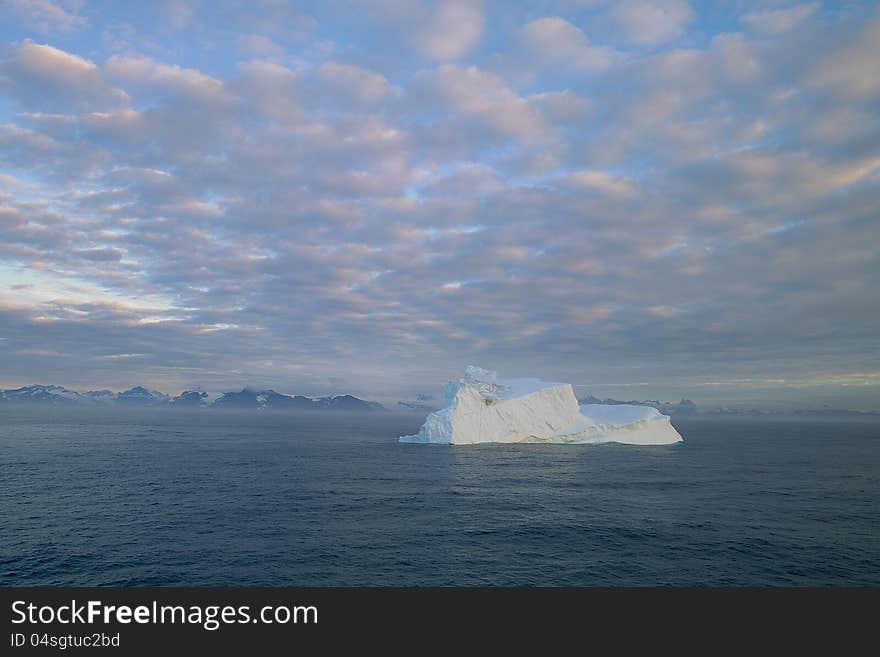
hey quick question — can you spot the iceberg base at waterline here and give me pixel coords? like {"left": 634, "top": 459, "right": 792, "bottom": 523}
{"left": 399, "top": 366, "right": 683, "bottom": 446}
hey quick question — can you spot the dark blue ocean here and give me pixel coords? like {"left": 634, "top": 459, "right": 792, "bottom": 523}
{"left": 2, "top": 408, "right": 878, "bottom": 586}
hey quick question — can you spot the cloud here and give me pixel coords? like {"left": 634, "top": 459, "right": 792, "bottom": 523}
{"left": 1, "top": 0, "right": 86, "bottom": 33}
{"left": 411, "top": 65, "right": 547, "bottom": 147}
{"left": 229, "top": 60, "right": 302, "bottom": 120}
{"left": 807, "top": 17, "right": 880, "bottom": 100}
{"left": 412, "top": 1, "right": 484, "bottom": 60}
{"left": 518, "top": 17, "right": 614, "bottom": 72}
{"left": 610, "top": 0, "right": 693, "bottom": 46}
{"left": 104, "top": 55, "right": 228, "bottom": 105}
{"left": 553, "top": 170, "right": 636, "bottom": 197}
{"left": 316, "top": 62, "right": 399, "bottom": 105}
{"left": 711, "top": 33, "right": 762, "bottom": 86}
{"left": 236, "top": 33, "right": 284, "bottom": 57}
{"left": 0, "top": 40, "right": 128, "bottom": 110}
{"left": 419, "top": 162, "right": 506, "bottom": 198}
{"left": 160, "top": 0, "right": 195, "bottom": 30}
{"left": 741, "top": 3, "right": 818, "bottom": 35}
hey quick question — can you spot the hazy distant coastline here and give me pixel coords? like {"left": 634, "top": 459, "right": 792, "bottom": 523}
{"left": 0, "top": 384, "right": 385, "bottom": 412}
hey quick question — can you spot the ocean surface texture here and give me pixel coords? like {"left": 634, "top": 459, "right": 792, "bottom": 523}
{"left": 2, "top": 409, "right": 878, "bottom": 586}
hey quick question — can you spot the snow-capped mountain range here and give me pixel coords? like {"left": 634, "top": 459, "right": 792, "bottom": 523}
{"left": 0, "top": 384, "right": 385, "bottom": 411}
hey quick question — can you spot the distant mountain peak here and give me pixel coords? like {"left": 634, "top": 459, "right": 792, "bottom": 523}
{"left": 115, "top": 386, "right": 169, "bottom": 405}
{"left": 212, "top": 388, "right": 384, "bottom": 411}
{"left": 0, "top": 384, "right": 83, "bottom": 404}
{"left": 169, "top": 391, "right": 208, "bottom": 407}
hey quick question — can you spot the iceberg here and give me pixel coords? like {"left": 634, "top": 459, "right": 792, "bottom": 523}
{"left": 399, "top": 366, "right": 683, "bottom": 445}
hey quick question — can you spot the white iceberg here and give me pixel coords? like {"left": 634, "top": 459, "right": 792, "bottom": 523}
{"left": 399, "top": 366, "right": 683, "bottom": 445}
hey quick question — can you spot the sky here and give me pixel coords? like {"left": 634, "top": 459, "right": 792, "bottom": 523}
{"left": 0, "top": 0, "right": 878, "bottom": 408}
